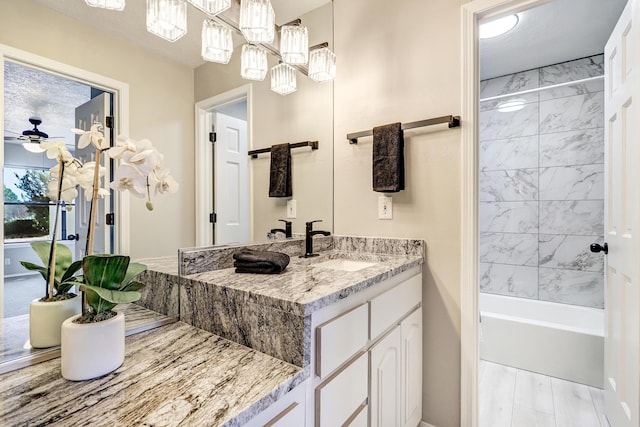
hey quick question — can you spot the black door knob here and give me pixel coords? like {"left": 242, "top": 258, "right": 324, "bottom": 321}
{"left": 67, "top": 233, "right": 80, "bottom": 241}
{"left": 590, "top": 242, "right": 608, "bottom": 254}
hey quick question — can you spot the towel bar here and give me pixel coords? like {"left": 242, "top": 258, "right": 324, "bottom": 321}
{"left": 248, "top": 140, "right": 319, "bottom": 158}
{"left": 347, "top": 115, "right": 461, "bottom": 144}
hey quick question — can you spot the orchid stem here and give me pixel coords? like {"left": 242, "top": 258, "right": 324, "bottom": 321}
{"left": 46, "top": 160, "right": 65, "bottom": 300}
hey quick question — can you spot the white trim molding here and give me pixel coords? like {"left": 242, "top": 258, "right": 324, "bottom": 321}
{"left": 460, "top": 1, "right": 552, "bottom": 426}
{"left": 194, "top": 84, "right": 253, "bottom": 247}
{"left": 0, "top": 44, "right": 131, "bottom": 255}
{"left": 420, "top": 422, "right": 438, "bottom": 427}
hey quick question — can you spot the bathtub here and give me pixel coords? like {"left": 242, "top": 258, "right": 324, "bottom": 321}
{"left": 480, "top": 293, "right": 604, "bottom": 388}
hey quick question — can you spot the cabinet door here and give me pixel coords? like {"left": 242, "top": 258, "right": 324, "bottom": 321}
{"left": 370, "top": 326, "right": 402, "bottom": 427}
{"left": 401, "top": 308, "right": 422, "bottom": 427}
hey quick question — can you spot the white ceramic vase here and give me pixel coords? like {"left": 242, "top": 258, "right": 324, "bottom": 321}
{"left": 61, "top": 311, "right": 125, "bottom": 381}
{"left": 29, "top": 295, "right": 82, "bottom": 349}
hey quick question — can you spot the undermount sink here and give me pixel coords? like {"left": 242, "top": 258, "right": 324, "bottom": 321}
{"left": 312, "top": 259, "right": 377, "bottom": 272}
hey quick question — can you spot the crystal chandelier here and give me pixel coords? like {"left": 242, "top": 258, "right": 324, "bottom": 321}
{"left": 308, "top": 46, "right": 336, "bottom": 83}
{"left": 146, "top": 0, "right": 188, "bottom": 42}
{"left": 187, "top": 0, "right": 230, "bottom": 16}
{"left": 271, "top": 63, "right": 297, "bottom": 96}
{"left": 280, "top": 23, "right": 309, "bottom": 65}
{"left": 201, "top": 20, "right": 233, "bottom": 64}
{"left": 85, "top": 0, "right": 125, "bottom": 10}
{"left": 239, "top": 0, "right": 275, "bottom": 44}
{"left": 241, "top": 44, "right": 268, "bottom": 81}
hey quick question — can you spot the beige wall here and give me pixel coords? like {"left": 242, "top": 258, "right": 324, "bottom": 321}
{"left": 194, "top": 5, "right": 334, "bottom": 240}
{"left": 0, "top": 0, "right": 195, "bottom": 259}
{"left": 333, "top": 0, "right": 463, "bottom": 426}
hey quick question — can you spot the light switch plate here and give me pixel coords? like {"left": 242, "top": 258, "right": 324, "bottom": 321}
{"left": 378, "top": 196, "right": 393, "bottom": 220}
{"left": 287, "top": 200, "right": 297, "bottom": 219}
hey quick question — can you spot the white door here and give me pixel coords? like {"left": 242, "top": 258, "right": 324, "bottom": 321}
{"left": 214, "top": 112, "right": 248, "bottom": 245}
{"left": 370, "top": 326, "right": 402, "bottom": 427}
{"left": 603, "top": 1, "right": 640, "bottom": 426}
{"left": 74, "top": 93, "right": 111, "bottom": 258}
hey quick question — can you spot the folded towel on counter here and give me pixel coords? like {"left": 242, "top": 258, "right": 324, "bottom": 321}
{"left": 269, "top": 143, "right": 292, "bottom": 198}
{"left": 373, "top": 122, "right": 405, "bottom": 193}
{"left": 233, "top": 249, "right": 290, "bottom": 274}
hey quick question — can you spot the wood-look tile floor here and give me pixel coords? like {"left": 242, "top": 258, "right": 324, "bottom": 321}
{"left": 479, "top": 360, "right": 610, "bottom": 427}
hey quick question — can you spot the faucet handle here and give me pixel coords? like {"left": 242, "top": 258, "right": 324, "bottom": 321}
{"left": 278, "top": 219, "right": 292, "bottom": 224}
{"left": 306, "top": 220, "right": 322, "bottom": 231}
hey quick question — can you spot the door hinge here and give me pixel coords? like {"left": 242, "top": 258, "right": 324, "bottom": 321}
{"left": 106, "top": 212, "right": 115, "bottom": 225}
{"left": 209, "top": 213, "right": 217, "bottom": 223}
{"left": 105, "top": 116, "right": 114, "bottom": 129}
{"left": 209, "top": 132, "right": 216, "bottom": 143}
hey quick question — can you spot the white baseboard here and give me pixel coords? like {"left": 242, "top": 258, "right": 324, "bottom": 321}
{"left": 420, "top": 422, "right": 437, "bottom": 427}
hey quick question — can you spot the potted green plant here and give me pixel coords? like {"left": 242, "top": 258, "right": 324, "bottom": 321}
{"left": 61, "top": 255, "right": 146, "bottom": 381}
{"left": 21, "top": 241, "right": 82, "bottom": 348}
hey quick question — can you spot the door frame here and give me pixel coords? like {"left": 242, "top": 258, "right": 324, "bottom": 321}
{"left": 194, "top": 84, "right": 253, "bottom": 247}
{"left": 460, "top": 1, "right": 554, "bottom": 425}
{"left": 0, "top": 44, "right": 131, "bottom": 266}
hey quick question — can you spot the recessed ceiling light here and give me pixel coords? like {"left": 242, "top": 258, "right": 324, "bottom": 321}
{"left": 480, "top": 14, "right": 519, "bottom": 39}
{"left": 497, "top": 98, "right": 526, "bottom": 112}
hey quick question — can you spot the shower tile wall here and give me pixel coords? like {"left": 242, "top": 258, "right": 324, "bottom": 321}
{"left": 479, "top": 55, "right": 605, "bottom": 309}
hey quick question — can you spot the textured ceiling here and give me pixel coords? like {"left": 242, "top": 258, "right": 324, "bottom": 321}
{"left": 33, "top": 0, "right": 332, "bottom": 69}
{"left": 480, "top": 0, "right": 627, "bottom": 80}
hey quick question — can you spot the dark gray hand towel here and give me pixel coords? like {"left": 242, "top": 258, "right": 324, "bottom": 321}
{"left": 233, "top": 249, "right": 290, "bottom": 274}
{"left": 269, "top": 143, "right": 292, "bottom": 198}
{"left": 373, "top": 122, "right": 405, "bottom": 192}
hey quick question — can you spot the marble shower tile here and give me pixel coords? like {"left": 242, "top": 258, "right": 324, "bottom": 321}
{"left": 539, "top": 164, "right": 604, "bottom": 200}
{"left": 539, "top": 201, "right": 604, "bottom": 235}
{"left": 480, "top": 232, "right": 538, "bottom": 266}
{"left": 480, "top": 69, "right": 539, "bottom": 98}
{"left": 480, "top": 201, "right": 538, "bottom": 233}
{"left": 539, "top": 268, "right": 604, "bottom": 308}
{"left": 539, "top": 92, "right": 604, "bottom": 133}
{"left": 480, "top": 93, "right": 539, "bottom": 112}
{"left": 539, "top": 234, "right": 605, "bottom": 272}
{"left": 479, "top": 262, "right": 538, "bottom": 299}
{"left": 480, "top": 136, "right": 538, "bottom": 171}
{"left": 480, "top": 169, "right": 538, "bottom": 201}
{"left": 539, "top": 55, "right": 604, "bottom": 90}
{"left": 480, "top": 103, "right": 539, "bottom": 141}
{"left": 539, "top": 128, "right": 604, "bottom": 167}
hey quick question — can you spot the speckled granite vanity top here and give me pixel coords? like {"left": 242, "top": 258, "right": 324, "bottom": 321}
{"left": 183, "top": 249, "right": 423, "bottom": 316}
{"left": 0, "top": 322, "right": 305, "bottom": 427}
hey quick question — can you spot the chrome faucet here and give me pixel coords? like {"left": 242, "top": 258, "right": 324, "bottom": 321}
{"left": 303, "top": 220, "right": 331, "bottom": 258}
{"left": 270, "top": 219, "right": 292, "bottom": 238}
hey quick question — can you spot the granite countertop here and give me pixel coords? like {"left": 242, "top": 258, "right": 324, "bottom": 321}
{"left": 0, "top": 322, "right": 305, "bottom": 427}
{"left": 183, "top": 249, "right": 423, "bottom": 317}
{"left": 135, "top": 255, "right": 179, "bottom": 277}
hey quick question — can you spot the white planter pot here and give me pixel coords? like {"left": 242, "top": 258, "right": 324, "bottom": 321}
{"left": 61, "top": 311, "right": 125, "bottom": 381}
{"left": 29, "top": 295, "right": 82, "bottom": 349}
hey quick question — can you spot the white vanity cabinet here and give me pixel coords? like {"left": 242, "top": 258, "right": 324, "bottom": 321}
{"left": 245, "top": 380, "right": 307, "bottom": 427}
{"left": 308, "top": 267, "right": 423, "bottom": 427}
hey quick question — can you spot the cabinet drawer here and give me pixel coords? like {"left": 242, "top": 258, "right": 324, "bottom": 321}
{"left": 316, "top": 303, "right": 369, "bottom": 378}
{"left": 345, "top": 403, "right": 368, "bottom": 427}
{"left": 316, "top": 352, "right": 368, "bottom": 427}
{"left": 264, "top": 401, "right": 305, "bottom": 427}
{"left": 370, "top": 273, "right": 421, "bottom": 339}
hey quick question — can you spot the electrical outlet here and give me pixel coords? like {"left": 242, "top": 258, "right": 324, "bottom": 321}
{"left": 4, "top": 258, "right": 10, "bottom": 266}
{"left": 378, "top": 196, "right": 393, "bottom": 220}
{"left": 287, "top": 200, "right": 297, "bottom": 219}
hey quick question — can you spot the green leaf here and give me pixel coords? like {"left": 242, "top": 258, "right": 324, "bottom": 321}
{"left": 123, "top": 262, "right": 147, "bottom": 287}
{"left": 82, "top": 255, "right": 130, "bottom": 291}
{"left": 61, "top": 260, "right": 83, "bottom": 283}
{"left": 79, "top": 284, "right": 141, "bottom": 304}
{"left": 122, "top": 281, "right": 145, "bottom": 292}
{"left": 29, "top": 241, "right": 73, "bottom": 282}
{"left": 20, "top": 261, "right": 47, "bottom": 274}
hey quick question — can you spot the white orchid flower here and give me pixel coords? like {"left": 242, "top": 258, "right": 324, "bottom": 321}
{"left": 47, "top": 176, "right": 78, "bottom": 203}
{"left": 107, "top": 135, "right": 137, "bottom": 159}
{"left": 111, "top": 164, "right": 146, "bottom": 198}
{"left": 40, "top": 141, "right": 73, "bottom": 162}
{"left": 121, "top": 139, "right": 161, "bottom": 175}
{"left": 153, "top": 168, "right": 179, "bottom": 195}
{"left": 72, "top": 123, "right": 108, "bottom": 150}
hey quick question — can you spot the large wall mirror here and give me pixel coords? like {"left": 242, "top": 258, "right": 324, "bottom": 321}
{"left": 194, "top": 1, "right": 334, "bottom": 245}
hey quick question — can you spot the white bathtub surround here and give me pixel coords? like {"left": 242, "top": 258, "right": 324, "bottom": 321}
{"left": 479, "top": 360, "right": 606, "bottom": 427}
{"left": 29, "top": 295, "right": 81, "bottom": 348}
{"left": 61, "top": 312, "right": 125, "bottom": 381}
{"left": 480, "top": 293, "right": 604, "bottom": 387}
{"left": 479, "top": 54, "right": 605, "bottom": 308}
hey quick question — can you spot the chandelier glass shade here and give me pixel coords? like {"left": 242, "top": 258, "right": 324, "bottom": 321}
{"left": 146, "top": 0, "right": 188, "bottom": 42}
{"left": 187, "top": 0, "right": 230, "bottom": 16}
{"left": 241, "top": 44, "right": 268, "bottom": 81}
{"left": 308, "top": 47, "right": 336, "bottom": 83}
{"left": 271, "top": 63, "right": 297, "bottom": 96}
{"left": 201, "top": 20, "right": 233, "bottom": 63}
{"left": 85, "top": 0, "right": 126, "bottom": 10}
{"left": 239, "top": 0, "right": 275, "bottom": 43}
{"left": 280, "top": 24, "right": 309, "bottom": 65}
